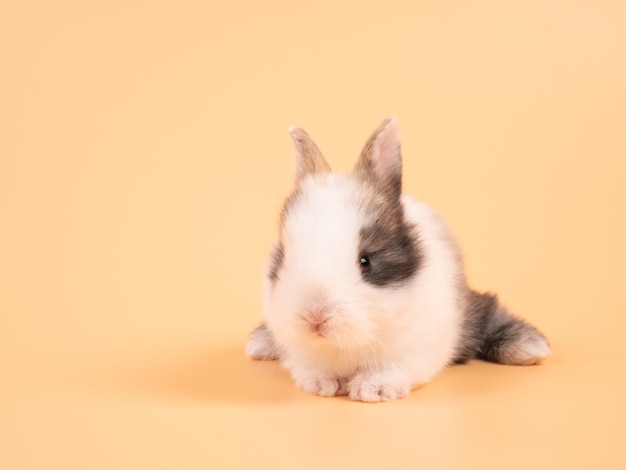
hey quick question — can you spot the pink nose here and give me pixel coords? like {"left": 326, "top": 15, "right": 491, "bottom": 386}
{"left": 300, "top": 307, "right": 330, "bottom": 335}
{"left": 301, "top": 307, "right": 329, "bottom": 325}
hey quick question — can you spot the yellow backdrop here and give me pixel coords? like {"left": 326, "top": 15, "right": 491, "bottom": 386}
{"left": 1, "top": 0, "right": 625, "bottom": 468}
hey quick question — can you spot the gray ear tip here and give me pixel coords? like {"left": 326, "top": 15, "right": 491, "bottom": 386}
{"left": 288, "top": 126, "right": 308, "bottom": 144}
{"left": 383, "top": 117, "right": 399, "bottom": 128}
{"left": 288, "top": 125, "right": 305, "bottom": 137}
{"left": 371, "top": 118, "right": 399, "bottom": 138}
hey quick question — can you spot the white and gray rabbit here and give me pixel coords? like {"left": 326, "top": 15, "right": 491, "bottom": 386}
{"left": 246, "top": 118, "right": 549, "bottom": 402}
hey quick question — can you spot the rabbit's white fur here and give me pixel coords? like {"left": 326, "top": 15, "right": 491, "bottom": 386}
{"left": 263, "top": 182, "right": 464, "bottom": 401}
{"left": 250, "top": 119, "right": 549, "bottom": 402}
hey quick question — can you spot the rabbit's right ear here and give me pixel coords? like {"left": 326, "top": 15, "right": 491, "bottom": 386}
{"left": 289, "top": 126, "right": 331, "bottom": 183}
{"left": 353, "top": 118, "right": 403, "bottom": 200}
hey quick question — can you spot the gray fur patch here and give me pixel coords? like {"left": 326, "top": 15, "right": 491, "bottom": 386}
{"left": 245, "top": 322, "right": 281, "bottom": 360}
{"left": 267, "top": 241, "right": 284, "bottom": 285}
{"left": 267, "top": 186, "right": 303, "bottom": 286}
{"left": 454, "top": 290, "right": 549, "bottom": 365}
{"left": 453, "top": 290, "right": 494, "bottom": 364}
{"left": 358, "top": 201, "right": 422, "bottom": 287}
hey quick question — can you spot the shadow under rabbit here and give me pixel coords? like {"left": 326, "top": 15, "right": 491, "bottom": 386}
{"left": 75, "top": 343, "right": 297, "bottom": 404}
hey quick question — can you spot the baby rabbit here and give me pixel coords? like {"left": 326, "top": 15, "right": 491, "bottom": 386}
{"left": 246, "top": 118, "right": 549, "bottom": 402}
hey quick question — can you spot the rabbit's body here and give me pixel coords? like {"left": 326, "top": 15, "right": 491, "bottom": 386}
{"left": 246, "top": 119, "right": 549, "bottom": 402}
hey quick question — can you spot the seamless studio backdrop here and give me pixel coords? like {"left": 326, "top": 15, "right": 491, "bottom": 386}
{"left": 1, "top": 1, "right": 625, "bottom": 469}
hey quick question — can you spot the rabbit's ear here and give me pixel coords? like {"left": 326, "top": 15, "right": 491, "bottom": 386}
{"left": 289, "top": 126, "right": 331, "bottom": 183}
{"left": 353, "top": 118, "right": 402, "bottom": 200}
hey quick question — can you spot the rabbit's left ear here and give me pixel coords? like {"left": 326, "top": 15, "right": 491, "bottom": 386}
{"left": 353, "top": 118, "right": 402, "bottom": 200}
{"left": 289, "top": 126, "right": 331, "bottom": 184}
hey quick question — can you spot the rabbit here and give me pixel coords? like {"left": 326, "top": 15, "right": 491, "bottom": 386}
{"left": 245, "top": 118, "right": 550, "bottom": 402}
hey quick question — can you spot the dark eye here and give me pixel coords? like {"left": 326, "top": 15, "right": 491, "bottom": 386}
{"left": 359, "top": 255, "right": 371, "bottom": 270}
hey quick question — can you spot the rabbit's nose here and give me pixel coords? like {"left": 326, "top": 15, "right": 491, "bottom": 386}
{"left": 299, "top": 306, "right": 331, "bottom": 335}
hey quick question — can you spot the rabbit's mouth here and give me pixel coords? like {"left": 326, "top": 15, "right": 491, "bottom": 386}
{"left": 299, "top": 309, "right": 332, "bottom": 338}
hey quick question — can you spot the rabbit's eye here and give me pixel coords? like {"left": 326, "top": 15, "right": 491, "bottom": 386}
{"left": 359, "top": 255, "right": 371, "bottom": 270}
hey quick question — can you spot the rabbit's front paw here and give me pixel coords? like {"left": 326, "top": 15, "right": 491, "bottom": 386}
{"left": 294, "top": 373, "right": 348, "bottom": 397}
{"left": 348, "top": 370, "right": 410, "bottom": 402}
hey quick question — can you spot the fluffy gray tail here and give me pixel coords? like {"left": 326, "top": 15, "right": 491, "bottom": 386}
{"left": 454, "top": 291, "right": 550, "bottom": 365}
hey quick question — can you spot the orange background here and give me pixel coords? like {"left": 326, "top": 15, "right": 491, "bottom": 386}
{"left": 1, "top": 0, "right": 625, "bottom": 468}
